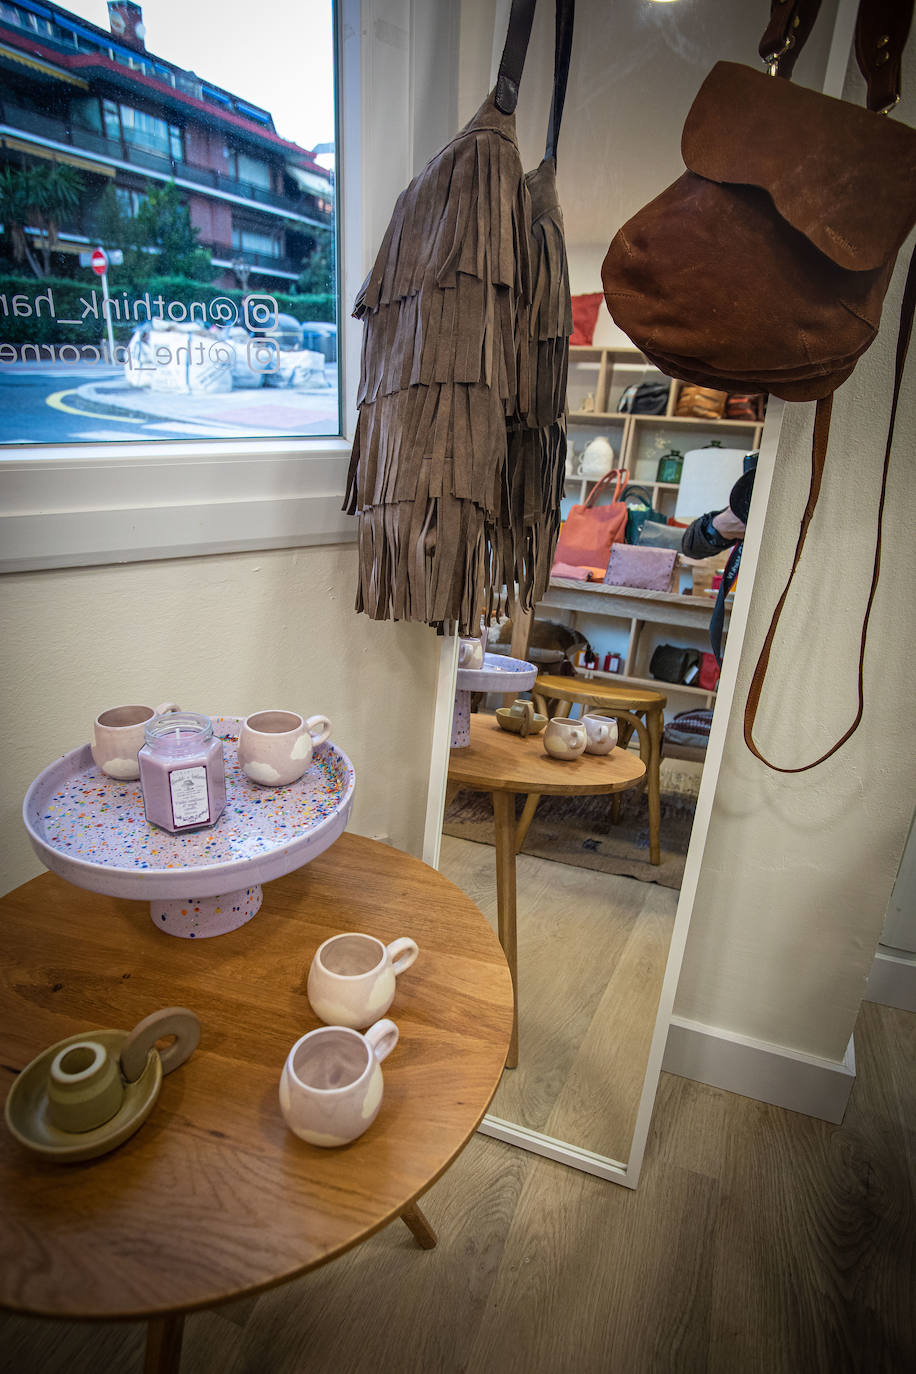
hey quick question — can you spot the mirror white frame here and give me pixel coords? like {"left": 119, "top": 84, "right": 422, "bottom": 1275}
{"left": 422, "top": 0, "right": 859, "bottom": 1187}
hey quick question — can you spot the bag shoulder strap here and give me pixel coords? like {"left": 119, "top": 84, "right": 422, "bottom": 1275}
{"left": 759, "top": 0, "right": 914, "bottom": 111}
{"left": 545, "top": 0, "right": 575, "bottom": 161}
{"left": 495, "top": 0, "right": 537, "bottom": 114}
{"left": 584, "top": 469, "right": 629, "bottom": 508}
{"left": 743, "top": 247, "right": 916, "bottom": 773}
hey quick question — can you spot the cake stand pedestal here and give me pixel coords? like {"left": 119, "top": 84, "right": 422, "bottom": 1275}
{"left": 451, "top": 653, "right": 537, "bottom": 748}
{"left": 23, "top": 717, "right": 355, "bottom": 940}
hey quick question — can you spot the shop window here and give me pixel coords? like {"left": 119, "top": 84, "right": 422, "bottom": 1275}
{"left": 0, "top": 0, "right": 339, "bottom": 455}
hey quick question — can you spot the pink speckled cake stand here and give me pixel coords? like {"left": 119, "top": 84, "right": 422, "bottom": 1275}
{"left": 451, "top": 653, "right": 537, "bottom": 748}
{"left": 23, "top": 717, "right": 355, "bottom": 940}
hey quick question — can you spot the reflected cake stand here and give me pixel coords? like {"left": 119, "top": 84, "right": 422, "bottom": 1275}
{"left": 451, "top": 653, "right": 537, "bottom": 748}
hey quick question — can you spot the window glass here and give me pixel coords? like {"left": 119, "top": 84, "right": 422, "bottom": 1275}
{"left": 0, "top": 0, "right": 339, "bottom": 446}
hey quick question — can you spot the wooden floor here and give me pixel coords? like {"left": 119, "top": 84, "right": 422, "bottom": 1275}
{"left": 2, "top": 999, "right": 912, "bottom": 1374}
{"left": 438, "top": 835, "right": 676, "bottom": 1162}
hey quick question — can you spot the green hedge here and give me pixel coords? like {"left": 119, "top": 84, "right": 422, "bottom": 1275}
{"left": 0, "top": 273, "right": 336, "bottom": 347}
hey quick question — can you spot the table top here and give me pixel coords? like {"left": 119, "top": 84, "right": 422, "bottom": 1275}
{"left": 448, "top": 716, "right": 646, "bottom": 795}
{"left": 534, "top": 675, "right": 668, "bottom": 710}
{"left": 0, "top": 834, "right": 513, "bottom": 1321}
{"left": 23, "top": 720, "right": 355, "bottom": 902}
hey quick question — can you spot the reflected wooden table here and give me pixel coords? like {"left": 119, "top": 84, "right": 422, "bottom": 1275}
{"left": 0, "top": 834, "right": 513, "bottom": 1374}
{"left": 447, "top": 715, "right": 646, "bottom": 1067}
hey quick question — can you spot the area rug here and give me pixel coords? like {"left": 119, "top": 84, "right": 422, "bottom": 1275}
{"left": 443, "top": 759, "right": 703, "bottom": 889}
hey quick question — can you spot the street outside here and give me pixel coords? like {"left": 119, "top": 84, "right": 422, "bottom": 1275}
{"left": 0, "top": 362, "right": 340, "bottom": 445}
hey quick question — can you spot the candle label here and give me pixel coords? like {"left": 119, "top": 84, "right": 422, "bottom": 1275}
{"left": 169, "top": 766, "right": 210, "bottom": 829}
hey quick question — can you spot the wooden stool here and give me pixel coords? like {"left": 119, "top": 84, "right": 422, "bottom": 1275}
{"left": 530, "top": 674, "right": 667, "bottom": 866}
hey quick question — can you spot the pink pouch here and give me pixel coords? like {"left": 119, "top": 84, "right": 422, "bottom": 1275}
{"left": 604, "top": 545, "right": 677, "bottom": 592}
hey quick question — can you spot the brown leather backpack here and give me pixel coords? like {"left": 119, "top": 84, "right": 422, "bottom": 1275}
{"left": 602, "top": 0, "right": 916, "bottom": 773}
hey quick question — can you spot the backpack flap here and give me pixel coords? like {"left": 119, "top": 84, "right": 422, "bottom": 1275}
{"left": 682, "top": 63, "right": 916, "bottom": 273}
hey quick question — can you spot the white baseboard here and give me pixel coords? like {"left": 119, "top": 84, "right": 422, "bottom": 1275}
{"left": 662, "top": 1016, "right": 856, "bottom": 1125}
{"left": 864, "top": 945, "right": 916, "bottom": 1013}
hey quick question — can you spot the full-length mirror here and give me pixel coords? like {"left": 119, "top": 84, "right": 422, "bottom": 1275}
{"left": 434, "top": 0, "right": 840, "bottom": 1183}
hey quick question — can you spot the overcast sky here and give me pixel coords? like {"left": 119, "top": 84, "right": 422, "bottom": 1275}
{"left": 60, "top": 1, "right": 335, "bottom": 152}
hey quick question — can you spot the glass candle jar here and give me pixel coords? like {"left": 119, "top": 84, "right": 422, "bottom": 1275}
{"left": 138, "top": 711, "right": 227, "bottom": 833}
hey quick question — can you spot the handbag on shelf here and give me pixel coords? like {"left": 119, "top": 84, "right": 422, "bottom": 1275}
{"left": 650, "top": 644, "right": 701, "bottom": 685}
{"left": 637, "top": 521, "right": 686, "bottom": 552}
{"left": 697, "top": 652, "right": 721, "bottom": 691}
{"left": 621, "top": 482, "right": 667, "bottom": 544}
{"left": 617, "top": 380, "right": 670, "bottom": 415}
{"left": 602, "top": 0, "right": 916, "bottom": 772}
{"left": 675, "top": 386, "right": 727, "bottom": 420}
{"left": 552, "top": 468, "right": 630, "bottom": 574}
{"left": 604, "top": 545, "right": 678, "bottom": 593}
{"left": 725, "top": 393, "right": 765, "bottom": 423}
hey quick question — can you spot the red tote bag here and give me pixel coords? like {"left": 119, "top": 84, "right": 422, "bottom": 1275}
{"left": 553, "top": 468, "right": 630, "bottom": 572}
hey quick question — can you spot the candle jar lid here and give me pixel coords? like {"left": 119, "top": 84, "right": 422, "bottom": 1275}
{"left": 145, "top": 711, "right": 213, "bottom": 753}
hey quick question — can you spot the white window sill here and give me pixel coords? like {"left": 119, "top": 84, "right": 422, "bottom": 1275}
{"left": 0, "top": 437, "right": 355, "bottom": 572}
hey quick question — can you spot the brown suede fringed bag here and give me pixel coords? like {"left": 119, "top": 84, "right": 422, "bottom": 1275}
{"left": 602, "top": 0, "right": 916, "bottom": 773}
{"left": 344, "top": 0, "right": 574, "bottom": 635}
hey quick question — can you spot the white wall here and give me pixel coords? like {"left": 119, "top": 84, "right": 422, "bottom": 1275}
{"left": 0, "top": 545, "right": 440, "bottom": 895}
{"left": 672, "top": 38, "right": 916, "bottom": 1060}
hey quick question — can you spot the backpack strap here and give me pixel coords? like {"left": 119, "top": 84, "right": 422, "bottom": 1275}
{"left": 545, "top": 0, "right": 575, "bottom": 161}
{"left": 855, "top": 0, "right": 915, "bottom": 112}
{"left": 759, "top": 0, "right": 915, "bottom": 111}
{"left": 495, "top": 0, "right": 538, "bottom": 114}
{"left": 758, "top": 0, "right": 822, "bottom": 79}
{"left": 743, "top": 246, "right": 916, "bottom": 773}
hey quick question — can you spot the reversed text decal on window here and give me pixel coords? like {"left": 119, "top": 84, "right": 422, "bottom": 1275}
{"left": 0, "top": 0, "right": 338, "bottom": 446}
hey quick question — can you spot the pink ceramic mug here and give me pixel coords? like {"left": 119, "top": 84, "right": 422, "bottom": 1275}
{"left": 237, "top": 709, "right": 332, "bottom": 787}
{"left": 279, "top": 1019, "right": 398, "bottom": 1147}
{"left": 91, "top": 702, "right": 180, "bottom": 780}
{"left": 582, "top": 713, "right": 619, "bottom": 756}
{"left": 308, "top": 932, "right": 419, "bottom": 1030}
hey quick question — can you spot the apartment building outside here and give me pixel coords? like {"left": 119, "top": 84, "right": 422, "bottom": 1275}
{"left": 0, "top": 0, "right": 334, "bottom": 290}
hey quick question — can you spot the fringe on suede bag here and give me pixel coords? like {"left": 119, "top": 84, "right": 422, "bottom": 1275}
{"left": 602, "top": 0, "right": 916, "bottom": 773}
{"left": 344, "top": 0, "right": 574, "bottom": 634}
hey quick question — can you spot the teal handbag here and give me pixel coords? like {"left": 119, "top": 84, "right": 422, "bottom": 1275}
{"left": 622, "top": 484, "right": 667, "bottom": 544}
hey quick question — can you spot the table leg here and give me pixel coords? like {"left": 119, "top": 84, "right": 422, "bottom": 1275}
{"left": 401, "top": 1199, "right": 438, "bottom": 1249}
{"left": 492, "top": 790, "right": 519, "bottom": 1069}
{"left": 445, "top": 781, "right": 462, "bottom": 810}
{"left": 610, "top": 721, "right": 636, "bottom": 825}
{"left": 646, "top": 707, "right": 662, "bottom": 867}
{"left": 515, "top": 794, "right": 540, "bottom": 854}
{"left": 145, "top": 1315, "right": 185, "bottom": 1374}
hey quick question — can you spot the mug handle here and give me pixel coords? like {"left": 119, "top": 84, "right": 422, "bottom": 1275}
{"left": 387, "top": 937, "right": 419, "bottom": 976}
{"left": 364, "top": 1018, "right": 398, "bottom": 1064}
{"left": 120, "top": 1007, "right": 201, "bottom": 1083}
{"left": 155, "top": 701, "right": 182, "bottom": 715}
{"left": 305, "top": 715, "right": 332, "bottom": 747}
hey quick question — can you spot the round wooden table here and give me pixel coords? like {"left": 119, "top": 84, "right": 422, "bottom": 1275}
{"left": 0, "top": 834, "right": 513, "bottom": 1373}
{"left": 447, "top": 715, "right": 646, "bottom": 1067}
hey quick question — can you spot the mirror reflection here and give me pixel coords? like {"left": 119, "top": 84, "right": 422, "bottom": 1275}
{"left": 438, "top": 0, "right": 837, "bottom": 1173}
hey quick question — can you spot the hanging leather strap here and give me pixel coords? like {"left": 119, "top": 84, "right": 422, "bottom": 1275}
{"left": 495, "top": 0, "right": 538, "bottom": 113}
{"left": 758, "top": 0, "right": 822, "bottom": 79}
{"left": 545, "top": 0, "right": 575, "bottom": 161}
{"left": 759, "top": 0, "right": 914, "bottom": 111}
{"left": 743, "top": 247, "right": 916, "bottom": 773}
{"left": 855, "top": 0, "right": 915, "bottom": 112}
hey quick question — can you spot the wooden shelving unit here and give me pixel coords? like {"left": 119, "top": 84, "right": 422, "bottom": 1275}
{"left": 534, "top": 347, "right": 760, "bottom": 711}
{"left": 564, "top": 344, "right": 764, "bottom": 518}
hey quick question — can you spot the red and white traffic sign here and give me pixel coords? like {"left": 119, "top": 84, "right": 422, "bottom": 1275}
{"left": 90, "top": 247, "right": 108, "bottom": 276}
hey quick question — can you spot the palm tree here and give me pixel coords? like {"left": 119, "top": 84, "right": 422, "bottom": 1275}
{"left": 0, "top": 161, "right": 84, "bottom": 277}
